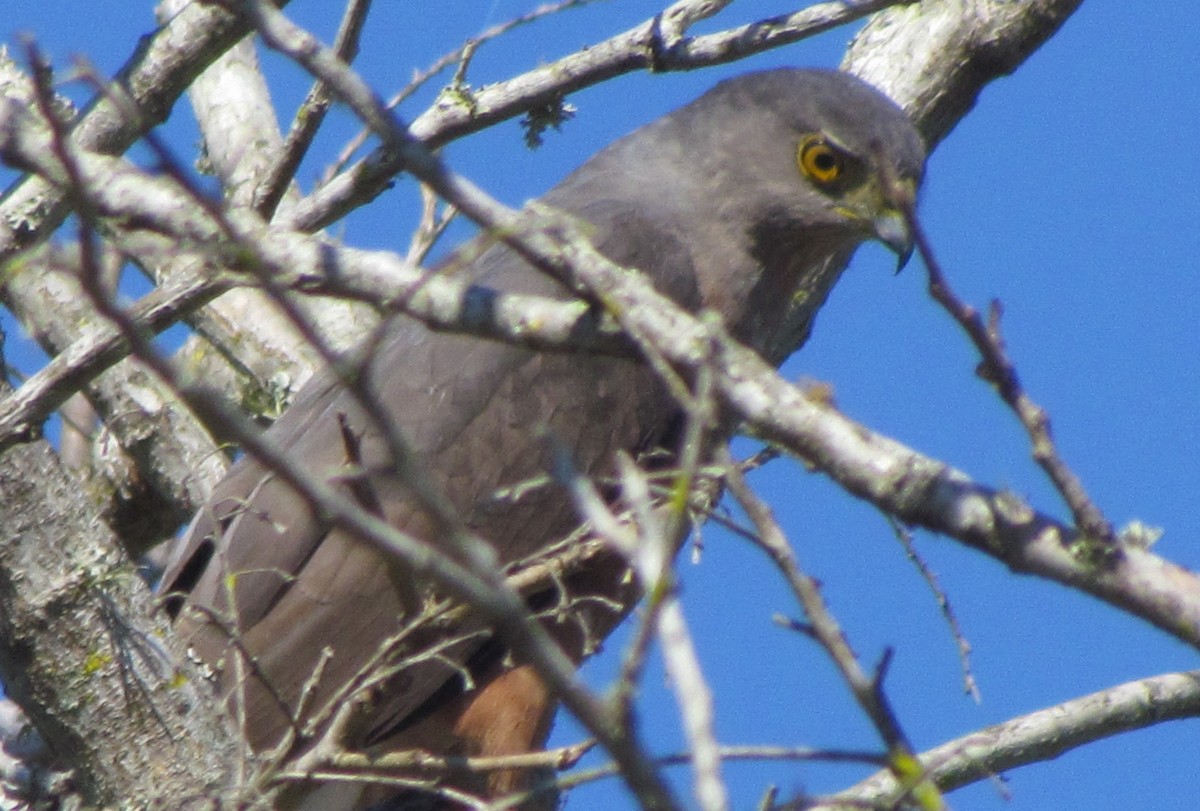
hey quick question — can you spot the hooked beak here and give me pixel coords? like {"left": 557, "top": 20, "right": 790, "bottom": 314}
{"left": 871, "top": 207, "right": 914, "bottom": 273}
{"left": 836, "top": 174, "right": 918, "bottom": 273}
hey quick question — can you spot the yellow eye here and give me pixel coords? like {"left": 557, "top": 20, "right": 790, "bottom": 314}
{"left": 798, "top": 137, "right": 845, "bottom": 185}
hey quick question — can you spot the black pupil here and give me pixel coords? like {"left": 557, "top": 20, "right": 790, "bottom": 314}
{"left": 813, "top": 150, "right": 837, "bottom": 172}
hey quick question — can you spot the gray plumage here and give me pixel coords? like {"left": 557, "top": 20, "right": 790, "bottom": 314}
{"left": 161, "top": 67, "right": 925, "bottom": 773}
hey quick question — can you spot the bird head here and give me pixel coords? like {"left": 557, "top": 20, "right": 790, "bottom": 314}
{"left": 721, "top": 68, "right": 926, "bottom": 271}
{"left": 794, "top": 130, "right": 919, "bottom": 270}
{"left": 625, "top": 69, "right": 927, "bottom": 353}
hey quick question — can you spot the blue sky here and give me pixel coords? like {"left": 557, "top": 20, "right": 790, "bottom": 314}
{"left": 3, "top": 2, "right": 1198, "bottom": 809}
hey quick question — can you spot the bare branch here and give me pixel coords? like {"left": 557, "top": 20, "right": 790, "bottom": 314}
{"left": 0, "top": 0, "right": 293, "bottom": 261}
{"left": 844, "top": 0, "right": 1084, "bottom": 148}
{"left": 556, "top": 744, "right": 886, "bottom": 796}
{"left": 621, "top": 460, "right": 727, "bottom": 811}
{"left": 564, "top": 451, "right": 728, "bottom": 811}
{"left": 256, "top": 0, "right": 371, "bottom": 219}
{"left": 720, "top": 446, "right": 944, "bottom": 810}
{"left": 321, "top": 0, "right": 599, "bottom": 185}
{"left": 810, "top": 670, "right": 1200, "bottom": 809}
{"left": 903, "top": 202, "right": 1114, "bottom": 542}
{"left": 889, "top": 519, "right": 980, "bottom": 703}
{"left": 284, "top": 0, "right": 907, "bottom": 231}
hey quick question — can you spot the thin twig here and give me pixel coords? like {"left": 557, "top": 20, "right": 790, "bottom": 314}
{"left": 256, "top": 0, "right": 373, "bottom": 219}
{"left": 405, "top": 183, "right": 457, "bottom": 265}
{"left": 320, "top": 0, "right": 598, "bottom": 184}
{"left": 618, "top": 456, "right": 728, "bottom": 811}
{"left": 553, "top": 438, "right": 729, "bottom": 811}
{"left": 894, "top": 180, "right": 1114, "bottom": 544}
{"left": 554, "top": 743, "right": 887, "bottom": 794}
{"left": 718, "top": 445, "right": 946, "bottom": 811}
{"left": 887, "top": 517, "right": 980, "bottom": 703}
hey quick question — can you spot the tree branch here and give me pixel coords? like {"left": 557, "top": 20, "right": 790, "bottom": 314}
{"left": 282, "top": 0, "right": 908, "bottom": 231}
{"left": 0, "top": 371, "right": 242, "bottom": 807}
{"left": 810, "top": 670, "right": 1200, "bottom": 809}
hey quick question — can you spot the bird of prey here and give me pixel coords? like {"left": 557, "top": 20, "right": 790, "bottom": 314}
{"left": 160, "top": 68, "right": 926, "bottom": 809}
